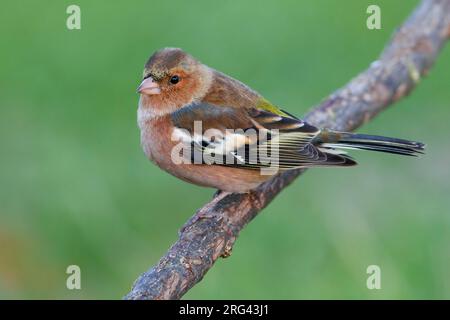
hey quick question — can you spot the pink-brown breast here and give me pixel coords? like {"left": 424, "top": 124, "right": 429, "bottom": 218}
{"left": 139, "top": 115, "right": 270, "bottom": 193}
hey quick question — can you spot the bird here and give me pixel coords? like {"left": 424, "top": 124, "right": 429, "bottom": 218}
{"left": 137, "top": 48, "right": 424, "bottom": 193}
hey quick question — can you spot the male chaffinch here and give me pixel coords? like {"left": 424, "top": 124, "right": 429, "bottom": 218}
{"left": 137, "top": 48, "right": 424, "bottom": 193}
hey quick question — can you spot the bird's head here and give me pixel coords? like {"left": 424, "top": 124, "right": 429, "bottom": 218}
{"left": 138, "top": 48, "right": 212, "bottom": 115}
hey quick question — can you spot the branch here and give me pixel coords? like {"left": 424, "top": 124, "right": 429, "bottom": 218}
{"left": 125, "top": 0, "right": 450, "bottom": 300}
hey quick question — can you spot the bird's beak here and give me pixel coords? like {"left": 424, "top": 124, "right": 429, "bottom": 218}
{"left": 137, "top": 77, "right": 161, "bottom": 95}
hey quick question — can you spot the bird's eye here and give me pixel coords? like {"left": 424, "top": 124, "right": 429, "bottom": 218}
{"left": 169, "top": 75, "right": 180, "bottom": 84}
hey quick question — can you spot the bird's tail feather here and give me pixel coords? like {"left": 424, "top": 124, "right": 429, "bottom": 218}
{"left": 318, "top": 131, "right": 425, "bottom": 157}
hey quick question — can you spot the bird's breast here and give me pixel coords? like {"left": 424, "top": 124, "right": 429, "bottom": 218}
{"left": 137, "top": 107, "right": 270, "bottom": 192}
{"left": 139, "top": 115, "right": 175, "bottom": 168}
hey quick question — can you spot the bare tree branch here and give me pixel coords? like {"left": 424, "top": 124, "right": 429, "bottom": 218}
{"left": 125, "top": 0, "right": 450, "bottom": 300}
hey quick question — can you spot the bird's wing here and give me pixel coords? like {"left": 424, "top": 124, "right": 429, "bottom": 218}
{"left": 244, "top": 106, "right": 355, "bottom": 169}
{"left": 170, "top": 101, "right": 355, "bottom": 169}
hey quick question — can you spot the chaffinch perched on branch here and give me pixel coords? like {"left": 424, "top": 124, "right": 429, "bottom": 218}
{"left": 137, "top": 48, "right": 424, "bottom": 193}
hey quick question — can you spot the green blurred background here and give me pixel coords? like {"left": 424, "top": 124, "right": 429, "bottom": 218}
{"left": 0, "top": 0, "right": 449, "bottom": 299}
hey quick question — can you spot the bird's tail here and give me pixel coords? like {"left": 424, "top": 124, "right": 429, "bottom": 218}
{"left": 317, "top": 130, "right": 425, "bottom": 157}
